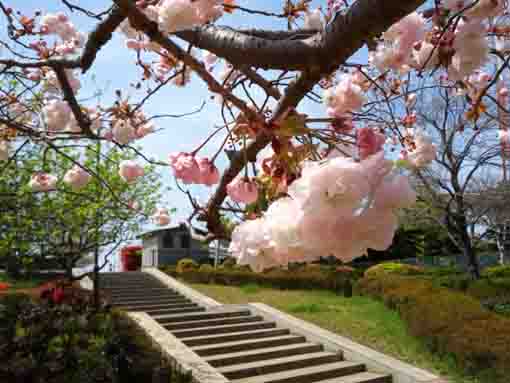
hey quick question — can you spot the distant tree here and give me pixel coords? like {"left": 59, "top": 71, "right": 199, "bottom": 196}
{"left": 0, "top": 143, "right": 162, "bottom": 279}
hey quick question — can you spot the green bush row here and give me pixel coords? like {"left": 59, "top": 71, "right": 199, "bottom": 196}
{"left": 356, "top": 275, "right": 510, "bottom": 381}
{"left": 161, "top": 261, "right": 361, "bottom": 294}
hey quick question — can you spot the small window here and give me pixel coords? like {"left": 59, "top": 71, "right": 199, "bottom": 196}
{"left": 180, "top": 235, "right": 190, "bottom": 249}
{"left": 162, "top": 232, "right": 173, "bottom": 248}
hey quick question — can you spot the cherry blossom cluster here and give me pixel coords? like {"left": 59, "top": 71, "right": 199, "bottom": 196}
{"left": 229, "top": 150, "right": 427, "bottom": 272}
{"left": 119, "top": 160, "right": 145, "bottom": 183}
{"left": 371, "top": 1, "right": 505, "bottom": 80}
{"left": 41, "top": 99, "right": 102, "bottom": 135}
{"left": 63, "top": 165, "right": 91, "bottom": 190}
{"left": 0, "top": 140, "right": 10, "bottom": 161}
{"left": 39, "top": 12, "right": 85, "bottom": 57}
{"left": 108, "top": 114, "right": 155, "bottom": 145}
{"left": 120, "top": 0, "right": 227, "bottom": 49}
{"left": 29, "top": 173, "right": 58, "bottom": 192}
{"left": 168, "top": 152, "right": 220, "bottom": 186}
{"left": 227, "top": 177, "right": 259, "bottom": 204}
{"left": 42, "top": 100, "right": 79, "bottom": 134}
{"left": 323, "top": 72, "right": 366, "bottom": 118}
{"left": 152, "top": 207, "right": 171, "bottom": 226}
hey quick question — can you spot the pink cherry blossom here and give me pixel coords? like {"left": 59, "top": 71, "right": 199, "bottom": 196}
{"left": 29, "top": 173, "right": 58, "bottom": 192}
{"left": 357, "top": 127, "right": 386, "bottom": 159}
{"left": 168, "top": 152, "right": 201, "bottom": 184}
{"left": 0, "top": 140, "right": 9, "bottom": 161}
{"left": 374, "top": 175, "right": 416, "bottom": 210}
{"left": 63, "top": 165, "right": 91, "bottom": 190}
{"left": 227, "top": 178, "right": 259, "bottom": 204}
{"left": 407, "top": 134, "right": 437, "bottom": 168}
{"left": 466, "top": 0, "right": 505, "bottom": 20}
{"left": 371, "top": 11, "right": 426, "bottom": 72}
{"left": 118, "top": 160, "right": 145, "bottom": 183}
{"left": 449, "top": 20, "right": 488, "bottom": 80}
{"left": 42, "top": 100, "right": 79, "bottom": 133}
{"left": 136, "top": 121, "right": 155, "bottom": 138}
{"left": 304, "top": 9, "right": 323, "bottom": 30}
{"left": 152, "top": 208, "right": 171, "bottom": 226}
{"left": 197, "top": 157, "right": 220, "bottom": 186}
{"left": 112, "top": 119, "right": 135, "bottom": 145}
{"left": 324, "top": 73, "right": 366, "bottom": 116}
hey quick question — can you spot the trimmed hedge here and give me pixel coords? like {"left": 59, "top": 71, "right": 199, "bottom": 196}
{"left": 162, "top": 266, "right": 360, "bottom": 294}
{"left": 356, "top": 275, "right": 510, "bottom": 380}
{"left": 483, "top": 265, "right": 510, "bottom": 279}
{"left": 364, "top": 262, "right": 425, "bottom": 277}
{"left": 176, "top": 259, "right": 199, "bottom": 274}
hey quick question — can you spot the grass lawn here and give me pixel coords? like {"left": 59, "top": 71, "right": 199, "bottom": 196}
{"left": 188, "top": 282, "right": 485, "bottom": 383}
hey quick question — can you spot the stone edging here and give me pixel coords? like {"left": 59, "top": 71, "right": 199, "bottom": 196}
{"left": 143, "top": 267, "right": 222, "bottom": 308}
{"left": 248, "top": 303, "right": 447, "bottom": 383}
{"left": 127, "top": 312, "right": 229, "bottom": 383}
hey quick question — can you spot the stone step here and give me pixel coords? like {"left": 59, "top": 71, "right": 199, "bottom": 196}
{"left": 230, "top": 361, "right": 365, "bottom": 383}
{"left": 218, "top": 351, "right": 343, "bottom": 380}
{"left": 100, "top": 283, "right": 166, "bottom": 289}
{"left": 205, "top": 343, "right": 325, "bottom": 368}
{"left": 181, "top": 328, "right": 290, "bottom": 347}
{"left": 316, "top": 372, "right": 392, "bottom": 383}
{"left": 109, "top": 292, "right": 184, "bottom": 301}
{"left": 111, "top": 295, "right": 188, "bottom": 304}
{"left": 191, "top": 335, "right": 307, "bottom": 357}
{"left": 153, "top": 309, "right": 252, "bottom": 325}
{"left": 139, "top": 306, "right": 205, "bottom": 316}
{"left": 118, "top": 302, "right": 196, "bottom": 312}
{"left": 106, "top": 288, "right": 177, "bottom": 296}
{"left": 163, "top": 315, "right": 265, "bottom": 331}
{"left": 110, "top": 297, "right": 191, "bottom": 307}
{"left": 172, "top": 321, "right": 276, "bottom": 338}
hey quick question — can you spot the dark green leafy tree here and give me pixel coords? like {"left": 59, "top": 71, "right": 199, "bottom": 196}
{"left": 0, "top": 143, "right": 162, "bottom": 279}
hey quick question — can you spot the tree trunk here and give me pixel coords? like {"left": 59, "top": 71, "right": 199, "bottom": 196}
{"left": 496, "top": 230, "right": 510, "bottom": 265}
{"left": 93, "top": 246, "right": 100, "bottom": 311}
{"left": 460, "top": 225, "right": 480, "bottom": 279}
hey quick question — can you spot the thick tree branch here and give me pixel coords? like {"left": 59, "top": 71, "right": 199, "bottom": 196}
{"left": 175, "top": 0, "right": 426, "bottom": 71}
{"left": 80, "top": 6, "right": 126, "bottom": 72}
{"left": 53, "top": 66, "right": 93, "bottom": 137}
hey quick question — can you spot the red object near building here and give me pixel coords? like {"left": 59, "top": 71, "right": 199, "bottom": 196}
{"left": 120, "top": 245, "right": 143, "bottom": 271}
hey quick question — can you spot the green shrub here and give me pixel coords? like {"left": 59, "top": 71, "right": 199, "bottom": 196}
{"left": 0, "top": 293, "right": 191, "bottom": 383}
{"left": 483, "top": 265, "right": 510, "bottom": 279}
{"left": 467, "top": 278, "right": 510, "bottom": 300}
{"left": 219, "top": 257, "right": 237, "bottom": 269}
{"left": 357, "top": 275, "right": 510, "bottom": 380}
{"left": 165, "top": 265, "right": 360, "bottom": 294}
{"left": 364, "top": 262, "right": 425, "bottom": 278}
{"left": 199, "top": 264, "right": 214, "bottom": 272}
{"left": 176, "top": 258, "right": 199, "bottom": 274}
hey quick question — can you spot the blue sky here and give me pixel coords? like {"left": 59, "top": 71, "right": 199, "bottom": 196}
{"left": 9, "top": 0, "right": 334, "bottom": 228}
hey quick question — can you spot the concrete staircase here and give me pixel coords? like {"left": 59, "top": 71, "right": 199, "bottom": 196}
{"left": 100, "top": 272, "right": 392, "bottom": 383}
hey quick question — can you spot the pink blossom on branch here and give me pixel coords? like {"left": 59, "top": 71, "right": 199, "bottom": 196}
{"left": 227, "top": 177, "right": 259, "bottom": 204}
{"left": 357, "top": 127, "right": 386, "bottom": 160}
{"left": 63, "top": 165, "right": 91, "bottom": 190}
{"left": 196, "top": 157, "right": 220, "bottom": 186}
{"left": 407, "top": 134, "right": 437, "bottom": 168}
{"left": 168, "top": 152, "right": 201, "bottom": 184}
{"left": 29, "top": 173, "right": 58, "bottom": 192}
{"left": 118, "top": 160, "right": 145, "bottom": 183}
{"left": 152, "top": 208, "right": 171, "bottom": 226}
{"left": 0, "top": 140, "right": 10, "bottom": 161}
